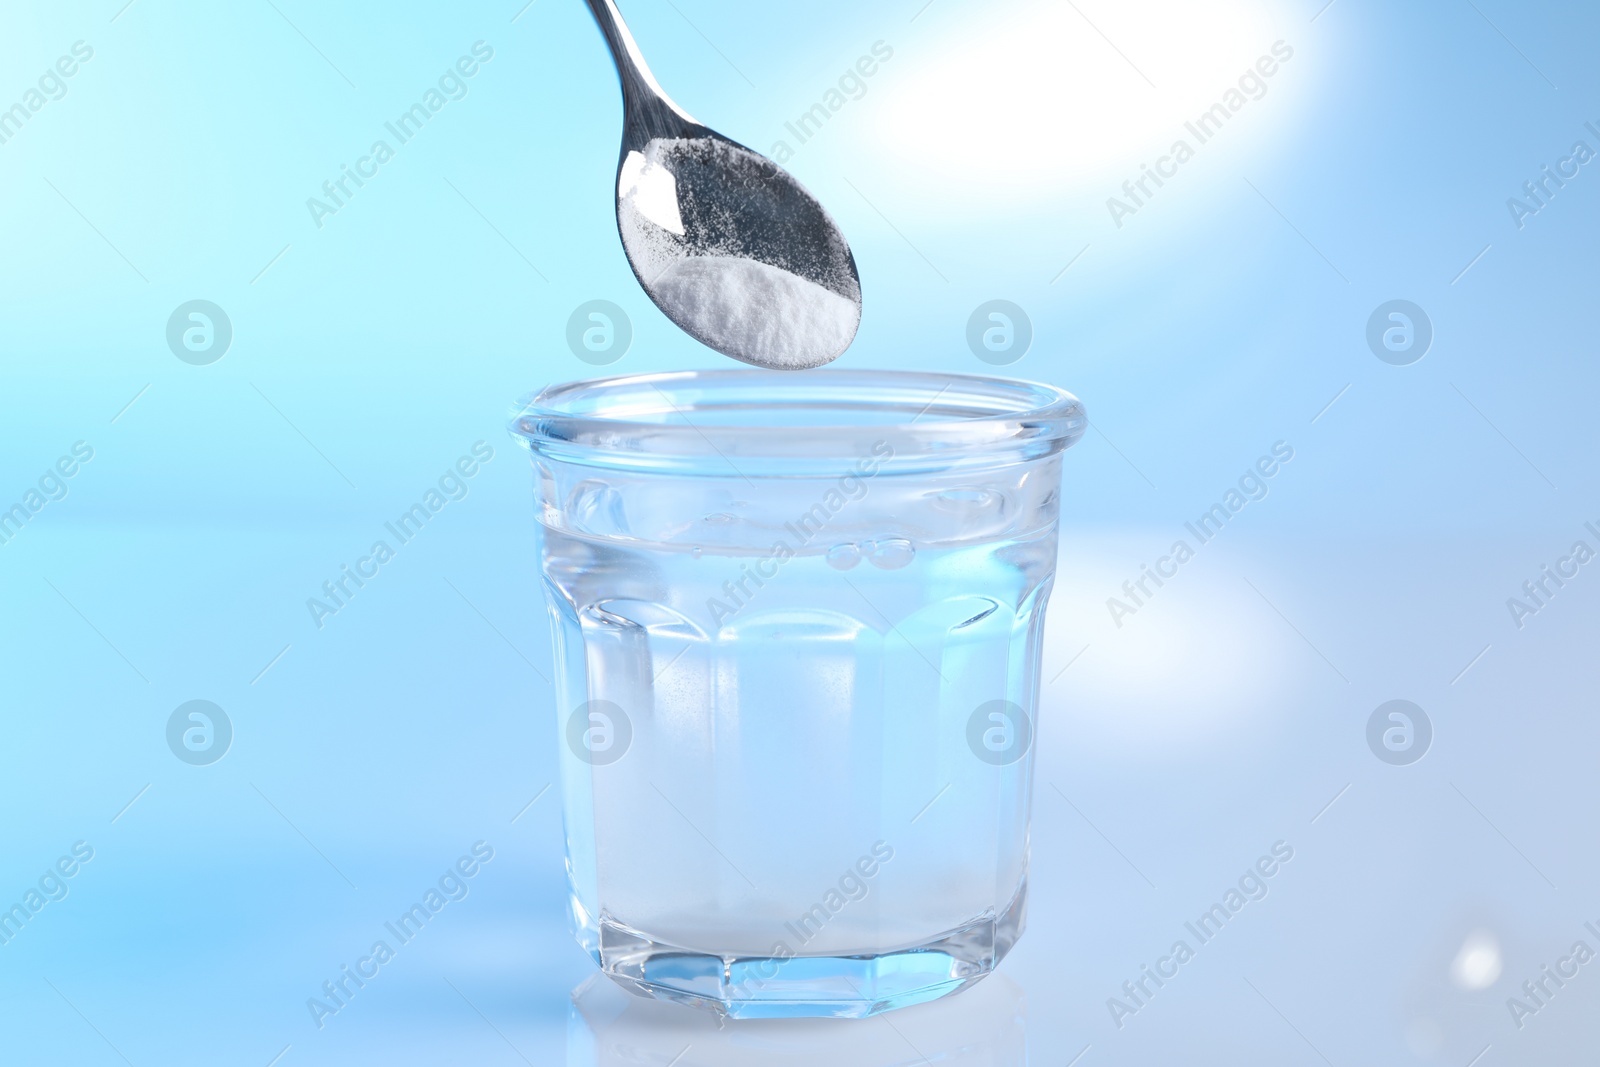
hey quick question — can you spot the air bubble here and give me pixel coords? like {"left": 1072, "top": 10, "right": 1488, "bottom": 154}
{"left": 825, "top": 543, "right": 862, "bottom": 571}
{"left": 868, "top": 538, "right": 915, "bottom": 570}
{"left": 704, "top": 513, "right": 737, "bottom": 525}
{"left": 932, "top": 488, "right": 1003, "bottom": 512}
{"left": 568, "top": 480, "right": 627, "bottom": 533}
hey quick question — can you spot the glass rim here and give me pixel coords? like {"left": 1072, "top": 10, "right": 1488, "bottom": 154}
{"left": 510, "top": 368, "right": 1086, "bottom": 469}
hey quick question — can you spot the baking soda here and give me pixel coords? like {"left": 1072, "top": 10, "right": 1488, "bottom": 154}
{"left": 618, "top": 137, "right": 861, "bottom": 369}
{"left": 651, "top": 256, "right": 859, "bottom": 369}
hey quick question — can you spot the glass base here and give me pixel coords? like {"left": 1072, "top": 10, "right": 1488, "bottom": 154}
{"left": 588, "top": 882, "right": 1026, "bottom": 1020}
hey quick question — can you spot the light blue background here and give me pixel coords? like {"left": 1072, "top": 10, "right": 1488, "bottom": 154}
{"left": 2, "top": 0, "right": 1597, "bottom": 1063}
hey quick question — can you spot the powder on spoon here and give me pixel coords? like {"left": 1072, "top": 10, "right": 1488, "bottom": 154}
{"left": 617, "top": 136, "right": 862, "bottom": 370}
{"left": 649, "top": 255, "right": 861, "bottom": 370}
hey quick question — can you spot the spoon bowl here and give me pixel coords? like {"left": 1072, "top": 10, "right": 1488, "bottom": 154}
{"left": 584, "top": 0, "right": 861, "bottom": 369}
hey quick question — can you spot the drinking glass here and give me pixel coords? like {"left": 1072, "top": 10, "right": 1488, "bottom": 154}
{"left": 512, "top": 369, "right": 1085, "bottom": 1019}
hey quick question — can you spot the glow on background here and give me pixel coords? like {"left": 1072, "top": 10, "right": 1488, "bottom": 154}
{"left": 864, "top": 0, "right": 1299, "bottom": 200}
{"left": 3, "top": 0, "right": 1600, "bottom": 1064}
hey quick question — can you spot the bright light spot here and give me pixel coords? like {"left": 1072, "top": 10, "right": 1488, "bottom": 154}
{"left": 1451, "top": 929, "right": 1503, "bottom": 991}
{"left": 618, "top": 150, "right": 684, "bottom": 236}
{"left": 861, "top": 0, "right": 1290, "bottom": 203}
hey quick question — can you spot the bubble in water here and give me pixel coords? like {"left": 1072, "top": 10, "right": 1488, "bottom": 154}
{"left": 825, "top": 543, "right": 861, "bottom": 570}
{"left": 868, "top": 538, "right": 915, "bottom": 570}
{"left": 704, "top": 513, "right": 737, "bottom": 525}
{"left": 691, "top": 545, "right": 703, "bottom": 560}
{"left": 568, "top": 480, "right": 627, "bottom": 534}
{"left": 931, "top": 488, "right": 1003, "bottom": 513}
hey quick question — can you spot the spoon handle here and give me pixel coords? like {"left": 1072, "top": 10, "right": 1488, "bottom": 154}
{"left": 583, "top": 0, "right": 698, "bottom": 142}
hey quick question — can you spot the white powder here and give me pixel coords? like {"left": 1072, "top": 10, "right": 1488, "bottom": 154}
{"left": 616, "top": 137, "right": 861, "bottom": 370}
{"left": 649, "top": 255, "right": 862, "bottom": 369}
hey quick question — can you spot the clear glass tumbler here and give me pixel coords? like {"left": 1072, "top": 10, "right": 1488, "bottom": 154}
{"left": 512, "top": 369, "right": 1085, "bottom": 1019}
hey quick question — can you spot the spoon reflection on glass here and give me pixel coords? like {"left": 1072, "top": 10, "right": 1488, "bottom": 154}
{"left": 583, "top": 0, "right": 862, "bottom": 370}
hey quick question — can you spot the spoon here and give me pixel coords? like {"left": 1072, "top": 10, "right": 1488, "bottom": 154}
{"left": 583, "top": 0, "right": 862, "bottom": 370}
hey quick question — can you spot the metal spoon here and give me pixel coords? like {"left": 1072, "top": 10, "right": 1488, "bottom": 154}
{"left": 583, "top": 0, "right": 862, "bottom": 370}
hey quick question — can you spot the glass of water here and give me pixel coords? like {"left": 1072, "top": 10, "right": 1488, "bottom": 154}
{"left": 512, "top": 369, "right": 1085, "bottom": 1019}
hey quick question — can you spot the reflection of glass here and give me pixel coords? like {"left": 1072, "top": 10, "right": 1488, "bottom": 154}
{"left": 514, "top": 370, "right": 1085, "bottom": 1019}
{"left": 567, "top": 968, "right": 1028, "bottom": 1066}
